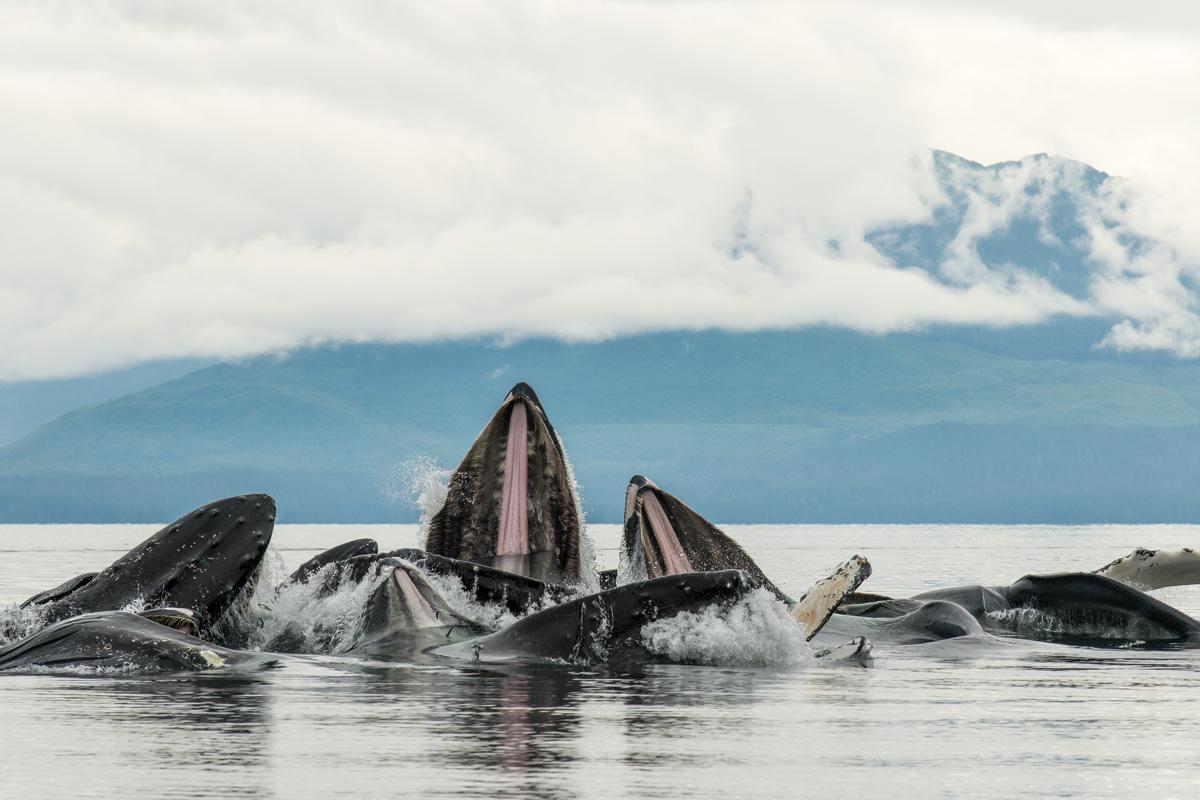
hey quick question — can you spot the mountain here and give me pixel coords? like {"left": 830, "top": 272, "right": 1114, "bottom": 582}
{"left": 0, "top": 358, "right": 212, "bottom": 447}
{"left": 3, "top": 329, "right": 1200, "bottom": 523}
{"left": 4, "top": 151, "right": 1200, "bottom": 524}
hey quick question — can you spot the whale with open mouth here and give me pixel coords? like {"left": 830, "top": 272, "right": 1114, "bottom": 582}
{"left": 23, "top": 494, "right": 276, "bottom": 632}
{"left": 342, "top": 558, "right": 490, "bottom": 658}
{"left": 425, "top": 383, "right": 584, "bottom": 587}
{"left": 619, "top": 476, "right": 871, "bottom": 641}
{"left": 621, "top": 475, "right": 783, "bottom": 594}
{"left": 0, "top": 609, "right": 276, "bottom": 674}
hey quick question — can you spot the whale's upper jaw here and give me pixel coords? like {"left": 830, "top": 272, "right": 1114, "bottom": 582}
{"left": 40, "top": 493, "right": 277, "bottom": 627}
{"left": 501, "top": 381, "right": 563, "bottom": 459}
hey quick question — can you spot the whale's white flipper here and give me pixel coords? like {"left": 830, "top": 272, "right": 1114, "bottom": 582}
{"left": 791, "top": 555, "right": 871, "bottom": 640}
{"left": 1094, "top": 548, "right": 1200, "bottom": 590}
{"left": 812, "top": 636, "right": 872, "bottom": 662}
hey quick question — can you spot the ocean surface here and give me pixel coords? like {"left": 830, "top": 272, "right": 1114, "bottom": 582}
{"left": 3, "top": 523, "right": 1200, "bottom": 799}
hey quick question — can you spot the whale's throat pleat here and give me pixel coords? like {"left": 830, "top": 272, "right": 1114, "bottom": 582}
{"left": 496, "top": 402, "right": 529, "bottom": 558}
{"left": 394, "top": 569, "right": 439, "bottom": 628}
{"left": 642, "top": 491, "right": 693, "bottom": 575}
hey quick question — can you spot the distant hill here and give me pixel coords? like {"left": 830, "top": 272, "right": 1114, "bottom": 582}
{"left": 0, "top": 359, "right": 211, "bottom": 447}
{"left": 4, "top": 151, "right": 1200, "bottom": 523}
{"left": 3, "top": 330, "right": 1200, "bottom": 523}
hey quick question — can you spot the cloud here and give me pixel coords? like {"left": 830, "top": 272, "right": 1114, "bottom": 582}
{"left": 2, "top": 1, "right": 1200, "bottom": 379}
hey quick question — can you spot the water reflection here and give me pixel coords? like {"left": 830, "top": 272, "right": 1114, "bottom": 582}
{"left": 9, "top": 672, "right": 274, "bottom": 799}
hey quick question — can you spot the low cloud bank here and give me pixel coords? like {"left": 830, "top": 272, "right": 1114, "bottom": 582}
{"left": 2, "top": 2, "right": 1199, "bottom": 379}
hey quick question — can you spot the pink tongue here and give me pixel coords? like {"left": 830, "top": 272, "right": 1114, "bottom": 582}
{"left": 641, "top": 491, "right": 693, "bottom": 575}
{"left": 496, "top": 401, "right": 529, "bottom": 556}
{"left": 394, "top": 568, "right": 438, "bottom": 628}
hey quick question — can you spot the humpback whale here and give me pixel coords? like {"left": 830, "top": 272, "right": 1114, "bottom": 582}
{"left": 835, "top": 571, "right": 1200, "bottom": 646}
{"left": 25, "top": 494, "right": 276, "bottom": 630}
{"left": 379, "top": 549, "right": 573, "bottom": 615}
{"left": 620, "top": 476, "right": 870, "bottom": 639}
{"left": 344, "top": 558, "right": 489, "bottom": 658}
{"left": 622, "top": 476, "right": 782, "bottom": 595}
{"left": 288, "top": 538, "right": 380, "bottom": 584}
{"left": 425, "top": 383, "right": 585, "bottom": 587}
{"left": 816, "top": 600, "right": 986, "bottom": 646}
{"left": 303, "top": 548, "right": 571, "bottom": 616}
{"left": 0, "top": 609, "right": 275, "bottom": 673}
{"left": 20, "top": 572, "right": 100, "bottom": 609}
{"left": 431, "top": 570, "right": 755, "bottom": 665}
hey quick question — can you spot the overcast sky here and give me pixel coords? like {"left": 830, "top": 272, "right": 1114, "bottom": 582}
{"left": 3, "top": 1, "right": 1199, "bottom": 380}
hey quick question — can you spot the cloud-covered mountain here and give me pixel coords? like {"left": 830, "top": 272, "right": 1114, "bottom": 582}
{"left": 5, "top": 2, "right": 1200, "bottom": 380}
{"left": 4, "top": 151, "right": 1199, "bottom": 523}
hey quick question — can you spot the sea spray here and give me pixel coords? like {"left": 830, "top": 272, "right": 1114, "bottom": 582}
{"left": 381, "top": 456, "right": 451, "bottom": 544}
{"left": 0, "top": 603, "right": 48, "bottom": 646}
{"left": 419, "top": 567, "right": 568, "bottom": 631}
{"left": 640, "top": 588, "right": 813, "bottom": 667}
{"left": 556, "top": 432, "right": 600, "bottom": 592}
{"left": 252, "top": 561, "right": 388, "bottom": 654}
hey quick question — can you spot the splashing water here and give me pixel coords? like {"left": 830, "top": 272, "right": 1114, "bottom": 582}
{"left": 556, "top": 434, "right": 600, "bottom": 593}
{"left": 382, "top": 456, "right": 451, "bottom": 545}
{"left": 0, "top": 604, "right": 48, "bottom": 646}
{"left": 640, "top": 589, "right": 813, "bottom": 667}
{"left": 418, "top": 567, "right": 565, "bottom": 632}
{"left": 250, "top": 561, "right": 389, "bottom": 655}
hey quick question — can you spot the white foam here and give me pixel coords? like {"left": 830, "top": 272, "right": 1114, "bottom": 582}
{"left": 556, "top": 433, "right": 600, "bottom": 592}
{"left": 418, "top": 566, "right": 570, "bottom": 632}
{"left": 247, "top": 557, "right": 386, "bottom": 654}
{"left": 640, "top": 589, "right": 814, "bottom": 667}
{"left": 379, "top": 456, "right": 451, "bottom": 545}
{"left": 0, "top": 604, "right": 49, "bottom": 646}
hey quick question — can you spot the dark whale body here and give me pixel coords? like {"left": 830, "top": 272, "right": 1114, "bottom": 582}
{"left": 20, "top": 572, "right": 100, "bottom": 609}
{"left": 425, "top": 383, "right": 583, "bottom": 586}
{"left": 622, "top": 476, "right": 784, "bottom": 598}
{"left": 344, "top": 558, "right": 489, "bottom": 659}
{"left": 431, "top": 570, "right": 754, "bottom": 665}
{"left": 836, "top": 572, "right": 1200, "bottom": 646}
{"left": 29, "top": 494, "right": 276, "bottom": 629}
{"left": 288, "top": 538, "right": 379, "bottom": 584}
{"left": 384, "top": 549, "right": 574, "bottom": 614}
{"left": 0, "top": 611, "right": 275, "bottom": 674}
{"left": 307, "top": 548, "right": 573, "bottom": 617}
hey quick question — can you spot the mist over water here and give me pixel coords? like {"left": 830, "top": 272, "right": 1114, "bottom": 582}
{"left": 3, "top": 523, "right": 1200, "bottom": 798}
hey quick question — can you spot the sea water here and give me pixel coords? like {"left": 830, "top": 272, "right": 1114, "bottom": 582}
{"left": 2, "top": 523, "right": 1200, "bottom": 798}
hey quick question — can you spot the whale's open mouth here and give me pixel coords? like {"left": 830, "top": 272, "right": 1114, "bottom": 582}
{"left": 391, "top": 566, "right": 439, "bottom": 628}
{"left": 424, "top": 381, "right": 582, "bottom": 586}
{"left": 639, "top": 487, "right": 693, "bottom": 576}
{"left": 495, "top": 395, "right": 530, "bottom": 564}
{"left": 137, "top": 607, "right": 201, "bottom": 638}
{"left": 627, "top": 477, "right": 693, "bottom": 578}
